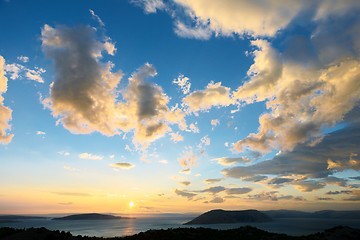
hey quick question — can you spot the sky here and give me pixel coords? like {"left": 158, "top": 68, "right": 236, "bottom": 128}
{"left": 0, "top": 0, "right": 360, "bottom": 215}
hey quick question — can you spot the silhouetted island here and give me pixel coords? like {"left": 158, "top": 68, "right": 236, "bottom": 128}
{"left": 1, "top": 226, "right": 360, "bottom": 240}
{"left": 184, "top": 209, "right": 272, "bottom": 225}
{"left": 52, "top": 213, "right": 124, "bottom": 220}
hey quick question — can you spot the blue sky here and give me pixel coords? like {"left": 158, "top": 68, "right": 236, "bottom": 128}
{"left": 0, "top": 0, "right": 360, "bottom": 214}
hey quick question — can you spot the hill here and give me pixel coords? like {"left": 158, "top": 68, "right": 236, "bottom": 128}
{"left": 1, "top": 226, "right": 360, "bottom": 240}
{"left": 52, "top": 213, "right": 122, "bottom": 220}
{"left": 184, "top": 209, "right": 272, "bottom": 225}
{"left": 262, "top": 210, "right": 360, "bottom": 219}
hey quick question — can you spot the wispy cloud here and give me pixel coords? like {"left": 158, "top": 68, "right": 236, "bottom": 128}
{"left": 131, "top": 0, "right": 165, "bottom": 14}
{"left": 79, "top": 153, "right": 103, "bottom": 161}
{"left": 173, "top": 74, "right": 191, "bottom": 94}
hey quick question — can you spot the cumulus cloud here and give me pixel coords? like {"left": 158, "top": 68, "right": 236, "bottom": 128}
{"left": 79, "top": 153, "right": 103, "bottom": 161}
{"left": 131, "top": 0, "right": 165, "bottom": 14}
{"left": 268, "top": 177, "right": 293, "bottom": 188}
{"left": 174, "top": 189, "right": 196, "bottom": 199}
{"left": 214, "top": 156, "right": 250, "bottom": 166}
{"left": 174, "top": 0, "right": 305, "bottom": 37}
{"left": 173, "top": 74, "right": 191, "bottom": 94}
{"left": 0, "top": 56, "right": 13, "bottom": 144}
{"left": 41, "top": 24, "right": 186, "bottom": 149}
{"left": 223, "top": 125, "right": 360, "bottom": 181}
{"left": 110, "top": 162, "right": 135, "bottom": 169}
{"left": 183, "top": 81, "right": 234, "bottom": 113}
{"left": 5, "top": 63, "right": 45, "bottom": 83}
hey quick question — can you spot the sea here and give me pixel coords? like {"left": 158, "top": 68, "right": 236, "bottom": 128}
{"left": 1, "top": 214, "right": 360, "bottom": 238}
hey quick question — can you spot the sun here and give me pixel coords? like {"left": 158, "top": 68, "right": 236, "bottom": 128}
{"left": 129, "top": 201, "right": 134, "bottom": 208}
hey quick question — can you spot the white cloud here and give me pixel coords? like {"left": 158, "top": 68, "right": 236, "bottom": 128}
{"left": 89, "top": 9, "right": 105, "bottom": 27}
{"left": 174, "top": 20, "right": 212, "bottom": 40}
{"left": 183, "top": 81, "right": 234, "bottom": 113}
{"left": 17, "top": 56, "right": 29, "bottom": 63}
{"left": 79, "top": 153, "right": 103, "bottom": 161}
{"left": 5, "top": 63, "right": 45, "bottom": 83}
{"left": 211, "top": 119, "right": 220, "bottom": 130}
{"left": 58, "top": 151, "right": 70, "bottom": 156}
{"left": 170, "top": 131, "right": 184, "bottom": 143}
{"left": 36, "top": 131, "right": 46, "bottom": 135}
{"left": 110, "top": 162, "right": 135, "bottom": 169}
{"left": 0, "top": 56, "right": 13, "bottom": 144}
{"left": 159, "top": 159, "right": 168, "bottom": 164}
{"left": 188, "top": 123, "right": 199, "bottom": 133}
{"left": 174, "top": 0, "right": 305, "bottom": 37}
{"left": 131, "top": 0, "right": 165, "bottom": 14}
{"left": 172, "top": 74, "right": 191, "bottom": 94}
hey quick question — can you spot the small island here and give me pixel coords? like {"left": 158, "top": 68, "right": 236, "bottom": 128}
{"left": 52, "top": 213, "right": 125, "bottom": 220}
{"left": 185, "top": 209, "right": 272, "bottom": 225}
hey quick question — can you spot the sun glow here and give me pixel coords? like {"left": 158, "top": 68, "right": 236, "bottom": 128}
{"left": 129, "top": 201, "right": 134, "bottom": 208}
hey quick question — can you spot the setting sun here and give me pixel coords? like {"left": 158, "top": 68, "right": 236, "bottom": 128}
{"left": 129, "top": 201, "right": 134, "bottom": 208}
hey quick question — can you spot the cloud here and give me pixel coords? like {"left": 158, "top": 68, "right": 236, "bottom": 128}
{"left": 51, "top": 192, "right": 91, "bottom": 197}
{"left": 179, "top": 181, "right": 191, "bottom": 186}
{"left": 58, "top": 202, "right": 73, "bottom": 205}
{"left": 89, "top": 9, "right": 105, "bottom": 27}
{"left": 159, "top": 159, "right": 168, "bottom": 164}
{"left": 174, "top": 0, "right": 305, "bottom": 37}
{"left": 326, "top": 190, "right": 352, "bottom": 195}
{"left": 183, "top": 81, "right": 234, "bottom": 113}
{"left": 170, "top": 131, "right": 184, "bottom": 143}
{"left": 41, "top": 24, "right": 186, "bottom": 149}
{"left": 174, "top": 20, "right": 212, "bottom": 40}
{"left": 247, "top": 191, "right": 304, "bottom": 201}
{"left": 204, "top": 178, "right": 222, "bottom": 184}
{"left": 174, "top": 189, "right": 196, "bottom": 199}
{"left": 350, "top": 176, "right": 360, "bottom": 181}
{"left": 208, "top": 196, "right": 225, "bottom": 203}
{"left": 179, "top": 168, "right": 191, "bottom": 174}
{"left": 225, "top": 187, "right": 252, "bottom": 195}
{"left": 198, "top": 135, "right": 210, "bottom": 148}
{"left": 131, "top": 0, "right": 165, "bottom": 14}
{"left": 343, "top": 190, "right": 360, "bottom": 201}
{"left": 294, "top": 181, "right": 326, "bottom": 192}
{"left": 0, "top": 56, "right": 13, "bottom": 144}
{"left": 17, "top": 56, "right": 29, "bottom": 63}
{"left": 268, "top": 177, "right": 293, "bottom": 188}
{"left": 178, "top": 148, "right": 197, "bottom": 169}
{"left": 5, "top": 63, "right": 45, "bottom": 83}
{"left": 79, "top": 153, "right": 103, "bottom": 161}
{"left": 198, "top": 186, "right": 225, "bottom": 194}
{"left": 110, "top": 162, "right": 135, "bottom": 169}
{"left": 36, "top": 131, "right": 46, "bottom": 135}
{"left": 317, "top": 197, "right": 334, "bottom": 201}
{"left": 58, "top": 151, "right": 70, "bottom": 156}
{"left": 233, "top": 12, "right": 360, "bottom": 155}
{"left": 214, "top": 156, "right": 250, "bottom": 166}
{"left": 211, "top": 119, "right": 220, "bottom": 130}
{"left": 173, "top": 74, "right": 191, "bottom": 94}
{"left": 223, "top": 125, "right": 360, "bottom": 181}
{"left": 188, "top": 123, "right": 199, "bottom": 133}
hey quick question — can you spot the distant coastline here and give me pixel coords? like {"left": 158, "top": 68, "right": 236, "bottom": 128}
{"left": 52, "top": 213, "right": 133, "bottom": 220}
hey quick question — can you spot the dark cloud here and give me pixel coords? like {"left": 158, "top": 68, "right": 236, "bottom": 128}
{"left": 174, "top": 189, "right": 197, "bottom": 199}
{"left": 326, "top": 190, "right": 352, "bottom": 195}
{"left": 225, "top": 187, "right": 252, "bottom": 195}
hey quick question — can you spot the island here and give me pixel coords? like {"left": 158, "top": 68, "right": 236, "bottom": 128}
{"left": 184, "top": 209, "right": 272, "bottom": 225}
{"left": 52, "top": 213, "right": 125, "bottom": 220}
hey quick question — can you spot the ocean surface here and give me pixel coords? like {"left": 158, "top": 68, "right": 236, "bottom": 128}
{"left": 1, "top": 214, "right": 360, "bottom": 238}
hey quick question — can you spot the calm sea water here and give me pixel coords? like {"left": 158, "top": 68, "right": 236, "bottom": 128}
{"left": 1, "top": 215, "right": 360, "bottom": 238}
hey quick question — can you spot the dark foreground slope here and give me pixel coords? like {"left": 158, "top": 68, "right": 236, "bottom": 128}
{"left": 185, "top": 209, "right": 272, "bottom": 225}
{"left": 53, "top": 213, "right": 122, "bottom": 220}
{"left": 1, "top": 226, "right": 360, "bottom": 240}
